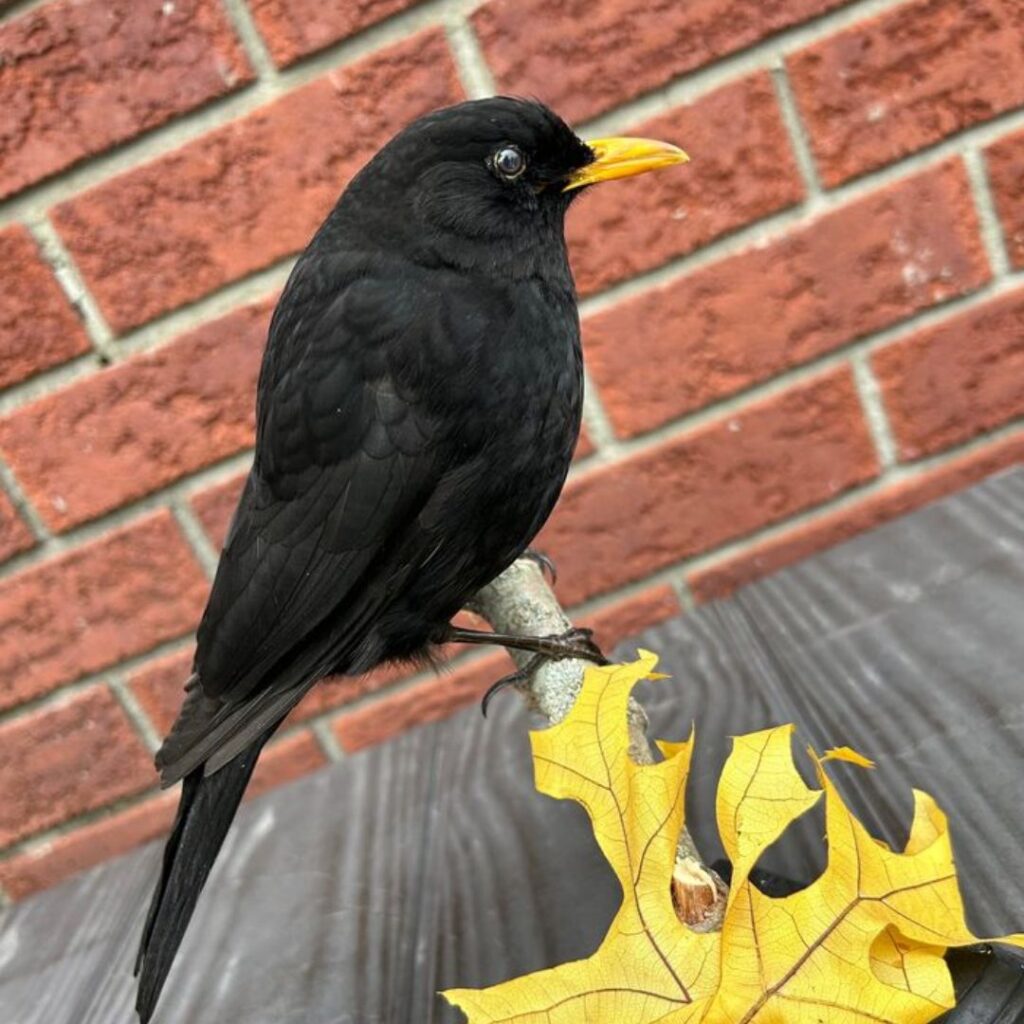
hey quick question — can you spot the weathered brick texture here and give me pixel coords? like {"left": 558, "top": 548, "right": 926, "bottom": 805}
{"left": 1, "top": 0, "right": 1022, "bottom": 898}
{"left": 789, "top": 0, "right": 1024, "bottom": 187}
{"left": 567, "top": 74, "right": 804, "bottom": 298}
{"left": 248, "top": 0, "right": 424, "bottom": 67}
{"left": 688, "top": 430, "right": 1024, "bottom": 601}
{"left": 0, "top": 0, "right": 253, "bottom": 199}
{"left": 873, "top": 288, "right": 1024, "bottom": 459}
{"left": 0, "top": 491, "right": 33, "bottom": 563}
{"left": 473, "top": 0, "right": 849, "bottom": 123}
{"left": 0, "top": 685, "right": 154, "bottom": 846}
{"left": 0, "top": 225, "right": 92, "bottom": 389}
{"left": 0, "top": 300, "right": 271, "bottom": 531}
{"left": 584, "top": 161, "right": 987, "bottom": 438}
{"left": 986, "top": 128, "right": 1024, "bottom": 270}
{"left": 52, "top": 31, "right": 462, "bottom": 334}
{"left": 0, "top": 512, "right": 207, "bottom": 710}
{"left": 538, "top": 368, "right": 879, "bottom": 606}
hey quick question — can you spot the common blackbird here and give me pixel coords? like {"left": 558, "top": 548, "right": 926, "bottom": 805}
{"left": 135, "top": 97, "right": 686, "bottom": 1021}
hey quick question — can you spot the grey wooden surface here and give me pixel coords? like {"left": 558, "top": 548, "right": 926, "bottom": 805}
{"left": 2, "top": 469, "right": 1023, "bottom": 1023}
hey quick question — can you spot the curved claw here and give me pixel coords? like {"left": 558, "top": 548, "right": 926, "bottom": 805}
{"left": 521, "top": 548, "right": 558, "bottom": 586}
{"left": 478, "top": 627, "right": 609, "bottom": 717}
{"left": 480, "top": 654, "right": 543, "bottom": 717}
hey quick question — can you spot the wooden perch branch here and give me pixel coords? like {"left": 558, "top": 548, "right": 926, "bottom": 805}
{"left": 468, "top": 557, "right": 728, "bottom": 932}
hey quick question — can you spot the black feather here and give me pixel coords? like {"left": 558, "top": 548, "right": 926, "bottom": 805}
{"left": 136, "top": 733, "right": 271, "bottom": 1022}
{"left": 137, "top": 97, "right": 598, "bottom": 1020}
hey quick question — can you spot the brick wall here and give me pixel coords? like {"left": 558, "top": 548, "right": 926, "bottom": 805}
{"left": 1, "top": 0, "right": 1022, "bottom": 902}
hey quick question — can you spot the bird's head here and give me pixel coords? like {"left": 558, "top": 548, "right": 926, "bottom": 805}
{"left": 335, "top": 97, "right": 688, "bottom": 281}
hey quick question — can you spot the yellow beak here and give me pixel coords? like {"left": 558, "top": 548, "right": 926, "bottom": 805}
{"left": 564, "top": 136, "right": 689, "bottom": 191}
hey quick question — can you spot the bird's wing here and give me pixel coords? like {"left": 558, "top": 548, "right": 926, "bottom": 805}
{"left": 156, "top": 270, "right": 455, "bottom": 783}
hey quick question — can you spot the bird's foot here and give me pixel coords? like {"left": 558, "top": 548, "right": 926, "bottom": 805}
{"left": 520, "top": 548, "right": 557, "bottom": 585}
{"left": 448, "top": 624, "right": 608, "bottom": 716}
{"left": 480, "top": 654, "right": 544, "bottom": 717}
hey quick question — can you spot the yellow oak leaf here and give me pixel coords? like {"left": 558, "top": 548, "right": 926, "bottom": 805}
{"left": 442, "top": 653, "right": 1024, "bottom": 1024}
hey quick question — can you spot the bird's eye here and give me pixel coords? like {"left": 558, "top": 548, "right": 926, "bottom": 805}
{"left": 492, "top": 145, "right": 526, "bottom": 180}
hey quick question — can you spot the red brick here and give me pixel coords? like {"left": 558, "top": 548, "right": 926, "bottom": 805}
{"left": 586, "top": 160, "right": 988, "bottom": 438}
{"left": 0, "top": 0, "right": 252, "bottom": 200}
{"left": 568, "top": 74, "right": 803, "bottom": 298}
{"left": 248, "top": 730, "right": 327, "bottom": 797}
{"left": 688, "top": 430, "right": 1024, "bottom": 602}
{"left": 473, "top": 0, "right": 847, "bottom": 124}
{"left": 0, "top": 790, "right": 178, "bottom": 900}
{"left": 0, "top": 512, "right": 208, "bottom": 711}
{"left": 0, "top": 729, "right": 325, "bottom": 898}
{"left": 986, "top": 128, "right": 1024, "bottom": 270}
{"left": 581, "top": 584, "right": 681, "bottom": 653}
{"left": 0, "top": 685, "right": 154, "bottom": 847}
{"left": 873, "top": 288, "right": 1024, "bottom": 460}
{"left": 574, "top": 428, "right": 595, "bottom": 462}
{"left": 53, "top": 31, "right": 462, "bottom": 334}
{"left": 0, "top": 225, "right": 91, "bottom": 389}
{"left": 0, "top": 489, "right": 33, "bottom": 565}
{"left": 128, "top": 649, "right": 193, "bottom": 736}
{"left": 333, "top": 651, "right": 508, "bottom": 753}
{"left": 537, "top": 367, "right": 879, "bottom": 607}
{"left": 249, "top": 0, "right": 424, "bottom": 67}
{"left": 190, "top": 471, "right": 247, "bottom": 550}
{"left": 0, "top": 302, "right": 271, "bottom": 532}
{"left": 789, "top": 0, "right": 1024, "bottom": 187}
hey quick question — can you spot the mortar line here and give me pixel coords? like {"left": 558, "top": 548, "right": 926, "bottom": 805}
{"left": 850, "top": 354, "right": 899, "bottom": 470}
{"left": 0, "top": 633, "right": 195, "bottom": 728}
{"left": 575, "top": 0, "right": 911, "bottom": 138}
{"left": 0, "top": 448, "right": 252, "bottom": 581}
{"left": 171, "top": 501, "right": 223, "bottom": 580}
{"left": 771, "top": 63, "right": 823, "bottom": 203}
{"left": 443, "top": 4, "right": 497, "bottom": 99}
{"left": 583, "top": 269, "right": 1024, "bottom": 464}
{"left": 108, "top": 674, "right": 164, "bottom": 754}
{"left": 310, "top": 719, "right": 347, "bottom": 763}
{"left": 7, "top": 92, "right": 1019, "bottom": 397}
{"left": 0, "top": 0, "right": 947, "bottom": 236}
{"left": 963, "top": 148, "right": 1012, "bottom": 279}
{"left": 557, "top": 415, "right": 1024, "bottom": 616}
{"left": 311, "top": 412, "right": 1024, "bottom": 732}
{"left": 113, "top": 258, "right": 295, "bottom": 361}
{"left": 681, "top": 414, "right": 1024, "bottom": 580}
{"left": 0, "top": 454, "right": 51, "bottom": 542}
{"left": 0, "top": 0, "right": 459, "bottom": 231}
{"left": 3, "top": 412, "right": 1021, "bottom": 864}
{"left": 25, "top": 216, "right": 115, "bottom": 360}
{"left": 220, "top": 0, "right": 281, "bottom": 85}
{"left": 0, "top": 784, "right": 167, "bottom": 865}
{"left": 2, "top": 267, "right": 1022, "bottom": 585}
{"left": 579, "top": 103, "right": 1024, "bottom": 322}
{"left": 580, "top": 367, "right": 621, "bottom": 455}
{"left": 0, "top": 259, "right": 293, "bottom": 419}
{"left": 1, "top": 2, "right": 1020, "bottom": 379}
{"left": 670, "top": 577, "right": 698, "bottom": 614}
{"left": 0, "top": 353, "right": 105, "bottom": 416}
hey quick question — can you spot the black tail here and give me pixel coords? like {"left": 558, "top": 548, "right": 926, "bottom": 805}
{"left": 135, "top": 735, "right": 269, "bottom": 1023}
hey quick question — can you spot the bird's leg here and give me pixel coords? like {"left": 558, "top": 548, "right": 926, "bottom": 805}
{"left": 445, "top": 624, "right": 606, "bottom": 663}
{"left": 443, "top": 624, "right": 609, "bottom": 716}
{"left": 521, "top": 547, "right": 557, "bottom": 585}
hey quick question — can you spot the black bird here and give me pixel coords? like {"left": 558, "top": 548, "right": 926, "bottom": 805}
{"left": 135, "top": 97, "right": 686, "bottom": 1022}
